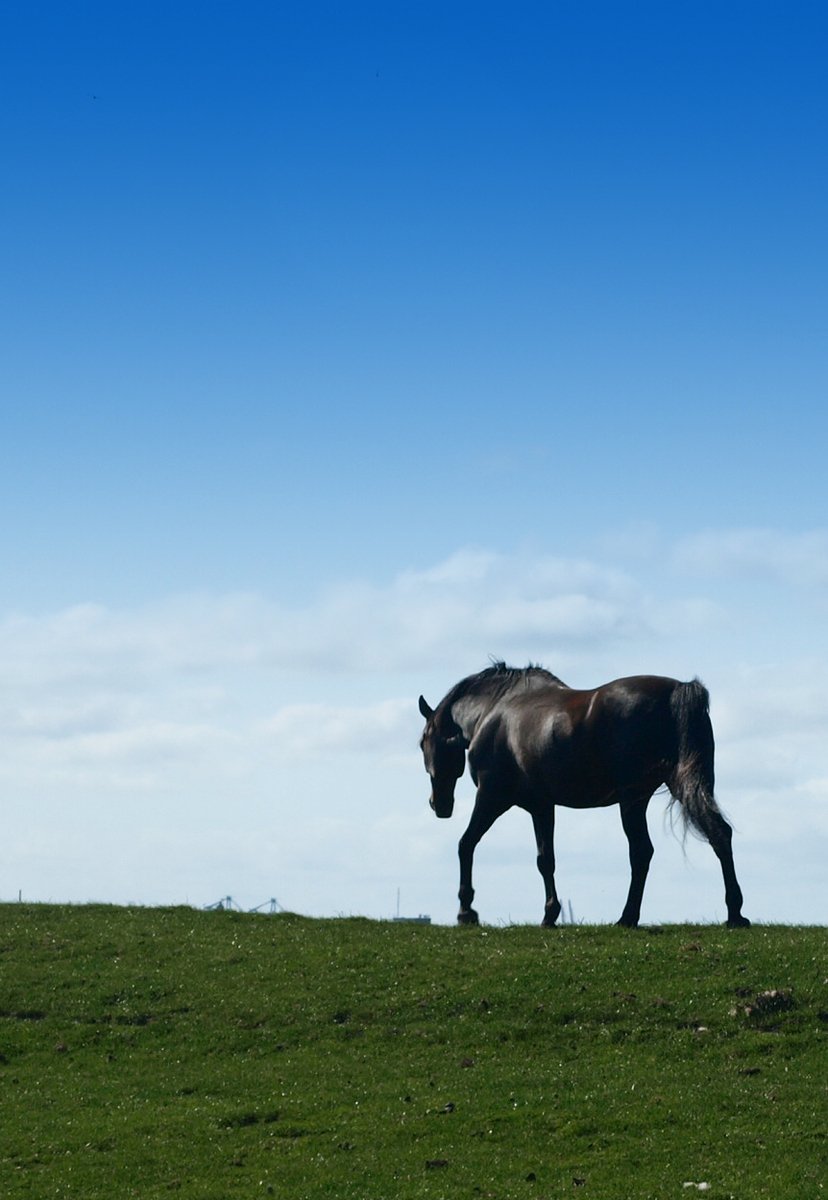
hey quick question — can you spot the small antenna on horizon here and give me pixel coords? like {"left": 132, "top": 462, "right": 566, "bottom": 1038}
{"left": 393, "top": 887, "right": 431, "bottom": 924}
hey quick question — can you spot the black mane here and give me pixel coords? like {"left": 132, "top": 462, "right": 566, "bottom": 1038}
{"left": 440, "top": 661, "right": 566, "bottom": 713}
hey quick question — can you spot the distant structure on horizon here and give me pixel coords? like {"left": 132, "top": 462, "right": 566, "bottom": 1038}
{"left": 204, "top": 896, "right": 282, "bottom": 914}
{"left": 392, "top": 889, "right": 431, "bottom": 924}
{"left": 560, "top": 900, "right": 576, "bottom": 925}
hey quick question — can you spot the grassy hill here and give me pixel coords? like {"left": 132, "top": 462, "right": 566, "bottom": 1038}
{"left": 0, "top": 906, "right": 825, "bottom": 1198}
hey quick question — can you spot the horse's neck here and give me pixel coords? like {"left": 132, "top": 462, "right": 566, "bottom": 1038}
{"left": 448, "top": 691, "right": 495, "bottom": 742}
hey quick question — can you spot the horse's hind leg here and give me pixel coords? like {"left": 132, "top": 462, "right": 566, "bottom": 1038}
{"left": 532, "top": 806, "right": 561, "bottom": 927}
{"left": 617, "top": 797, "right": 654, "bottom": 928}
{"left": 699, "top": 809, "right": 750, "bottom": 928}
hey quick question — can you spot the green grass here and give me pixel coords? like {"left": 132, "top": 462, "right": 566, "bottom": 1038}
{"left": 0, "top": 907, "right": 825, "bottom": 1199}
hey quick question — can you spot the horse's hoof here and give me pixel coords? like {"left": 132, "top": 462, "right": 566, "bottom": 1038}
{"left": 616, "top": 917, "right": 639, "bottom": 928}
{"left": 458, "top": 909, "right": 479, "bottom": 926}
{"left": 727, "top": 915, "right": 751, "bottom": 928}
{"left": 541, "top": 914, "right": 559, "bottom": 928}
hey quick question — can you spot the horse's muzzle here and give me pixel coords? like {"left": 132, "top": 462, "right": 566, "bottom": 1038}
{"left": 429, "top": 793, "right": 455, "bottom": 819}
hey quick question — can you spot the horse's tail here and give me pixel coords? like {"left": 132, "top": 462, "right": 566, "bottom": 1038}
{"left": 667, "top": 678, "right": 722, "bottom": 840}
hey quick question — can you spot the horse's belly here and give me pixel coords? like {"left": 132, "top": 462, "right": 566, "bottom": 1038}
{"left": 531, "top": 758, "right": 664, "bottom": 810}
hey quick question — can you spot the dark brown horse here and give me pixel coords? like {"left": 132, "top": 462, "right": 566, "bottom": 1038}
{"left": 418, "top": 663, "right": 749, "bottom": 928}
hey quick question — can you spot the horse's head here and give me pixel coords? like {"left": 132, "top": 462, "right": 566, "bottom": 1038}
{"left": 418, "top": 695, "right": 466, "bottom": 818}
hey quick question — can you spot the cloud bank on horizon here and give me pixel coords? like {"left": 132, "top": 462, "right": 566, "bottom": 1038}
{"left": 2, "top": 530, "right": 826, "bottom": 924}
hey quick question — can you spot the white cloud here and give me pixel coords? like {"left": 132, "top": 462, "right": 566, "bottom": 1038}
{"left": 0, "top": 549, "right": 677, "bottom": 691}
{"left": 260, "top": 699, "right": 416, "bottom": 762}
{"left": 674, "top": 528, "right": 828, "bottom": 587}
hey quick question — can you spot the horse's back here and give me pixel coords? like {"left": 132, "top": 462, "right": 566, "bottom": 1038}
{"left": 589, "top": 674, "right": 683, "bottom": 708}
{"left": 470, "top": 674, "right": 688, "bottom": 807}
{"left": 583, "top": 675, "right": 687, "bottom": 757}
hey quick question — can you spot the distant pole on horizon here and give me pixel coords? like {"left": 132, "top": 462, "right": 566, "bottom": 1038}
{"left": 393, "top": 887, "right": 431, "bottom": 924}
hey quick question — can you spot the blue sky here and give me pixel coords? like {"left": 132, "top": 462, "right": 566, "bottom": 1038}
{"left": 2, "top": 2, "right": 827, "bottom": 924}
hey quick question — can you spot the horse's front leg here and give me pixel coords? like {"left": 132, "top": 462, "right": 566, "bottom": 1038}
{"left": 532, "top": 806, "right": 561, "bottom": 927}
{"left": 457, "top": 793, "right": 503, "bottom": 925}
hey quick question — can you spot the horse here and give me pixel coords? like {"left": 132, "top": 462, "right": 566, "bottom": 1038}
{"left": 418, "top": 662, "right": 749, "bottom": 928}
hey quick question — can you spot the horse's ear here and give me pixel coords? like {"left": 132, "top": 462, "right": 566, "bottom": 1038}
{"left": 418, "top": 695, "right": 434, "bottom": 720}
